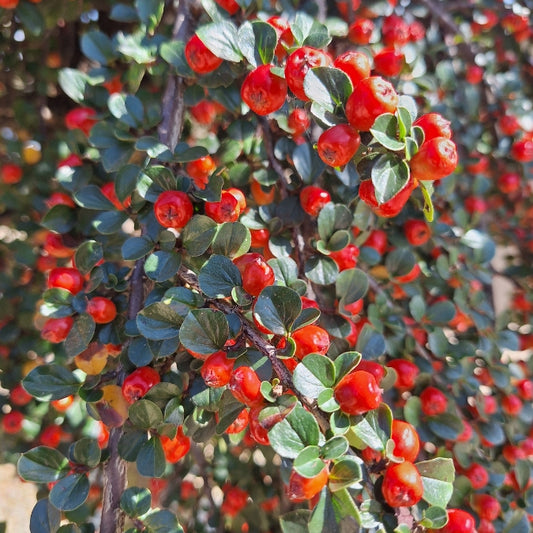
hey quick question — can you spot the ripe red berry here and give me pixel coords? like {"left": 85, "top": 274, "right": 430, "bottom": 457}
{"left": 65, "top": 107, "right": 97, "bottom": 136}
{"left": 464, "top": 195, "right": 488, "bottom": 214}
{"left": 333, "top": 51, "right": 371, "bottom": 88}
{"left": 160, "top": 426, "right": 191, "bottom": 463}
{"left": 511, "top": 138, "right": 533, "bottom": 162}
{"left": 373, "top": 48, "right": 405, "bottom": 78}
{"left": 497, "top": 172, "right": 521, "bottom": 194}
{"left": 248, "top": 405, "right": 270, "bottom": 445}
{"left": 335, "top": 0, "right": 361, "bottom": 18}
{"left": 413, "top": 113, "right": 452, "bottom": 142}
{"left": 250, "top": 228, "right": 270, "bottom": 249}
{"left": 346, "top": 76, "right": 399, "bottom": 131}
{"left": 288, "top": 108, "right": 311, "bottom": 137}
{"left": 334, "top": 370, "right": 382, "bottom": 416}
{"left": 299, "top": 185, "right": 331, "bottom": 216}
{"left": 233, "top": 252, "right": 275, "bottom": 297}
{"left": 359, "top": 175, "right": 417, "bottom": 218}
{"left": 224, "top": 408, "right": 250, "bottom": 434}
{"left": 201, "top": 351, "right": 235, "bottom": 388}
{"left": 47, "top": 267, "right": 85, "bottom": 294}
{"left": 10, "top": 384, "right": 32, "bottom": 406}
{"left": 420, "top": 386, "right": 448, "bottom": 416}
{"left": 1, "top": 163, "right": 23, "bottom": 184}
{"left": 465, "top": 64, "right": 484, "bottom": 84}
{"left": 122, "top": 366, "right": 161, "bottom": 404}
{"left": 386, "top": 359, "right": 419, "bottom": 390}
{"left": 317, "top": 124, "right": 361, "bottom": 167}
{"left": 381, "top": 14, "right": 410, "bottom": 48}
{"left": 404, "top": 219, "right": 431, "bottom": 246}
{"left": 185, "top": 35, "right": 223, "bottom": 74}
{"left": 409, "top": 137, "right": 458, "bottom": 181}
{"left": 498, "top": 114, "right": 521, "bottom": 136}
{"left": 186, "top": 156, "right": 216, "bottom": 190}
{"left": 429, "top": 509, "right": 476, "bottom": 533}
{"left": 2, "top": 411, "right": 24, "bottom": 434}
{"left": 517, "top": 379, "right": 533, "bottom": 401}
{"left": 391, "top": 420, "right": 420, "bottom": 462}
{"left": 41, "top": 316, "right": 74, "bottom": 343}
{"left": 381, "top": 461, "right": 423, "bottom": 507}
{"left": 348, "top": 18, "right": 374, "bottom": 45}
{"left": 221, "top": 485, "right": 249, "bottom": 517}
{"left": 287, "top": 466, "right": 329, "bottom": 503}
{"left": 39, "top": 424, "right": 64, "bottom": 447}
{"left": 471, "top": 493, "right": 501, "bottom": 521}
{"left": 205, "top": 190, "right": 241, "bottom": 223}
{"left": 86, "top": 297, "right": 117, "bottom": 324}
{"left": 363, "top": 229, "right": 388, "bottom": 255}
{"left": 292, "top": 325, "right": 330, "bottom": 360}
{"left": 464, "top": 462, "right": 489, "bottom": 490}
{"left": 241, "top": 64, "right": 288, "bottom": 116}
{"left": 101, "top": 182, "right": 131, "bottom": 210}
{"left": 329, "top": 243, "right": 360, "bottom": 272}
{"left": 356, "top": 359, "right": 385, "bottom": 384}
{"left": 154, "top": 190, "right": 194, "bottom": 229}
{"left": 46, "top": 192, "right": 75, "bottom": 209}
{"left": 229, "top": 366, "right": 264, "bottom": 407}
{"left": 502, "top": 393, "right": 523, "bottom": 415}
{"left": 285, "top": 46, "right": 333, "bottom": 101}
{"left": 214, "top": 0, "right": 240, "bottom": 14}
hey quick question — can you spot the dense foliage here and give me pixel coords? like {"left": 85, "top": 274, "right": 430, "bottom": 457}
{"left": 0, "top": 0, "right": 532, "bottom": 532}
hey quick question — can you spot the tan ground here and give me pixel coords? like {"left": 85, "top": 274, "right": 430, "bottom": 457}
{"left": 0, "top": 463, "right": 36, "bottom": 533}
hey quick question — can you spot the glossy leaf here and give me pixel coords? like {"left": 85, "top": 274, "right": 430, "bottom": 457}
{"left": 23, "top": 365, "right": 81, "bottom": 401}
{"left": 18, "top": 447, "right": 70, "bottom": 483}
{"left": 179, "top": 309, "right": 229, "bottom": 355}
{"left": 49, "top": 474, "right": 89, "bottom": 511}
{"left": 254, "top": 285, "right": 302, "bottom": 335}
{"left": 293, "top": 354, "right": 335, "bottom": 399}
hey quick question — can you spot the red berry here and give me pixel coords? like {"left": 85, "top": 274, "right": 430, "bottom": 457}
{"left": 387, "top": 359, "right": 419, "bottom": 390}
{"left": 391, "top": 420, "right": 420, "bottom": 462}
{"left": 464, "top": 462, "right": 489, "bottom": 490}
{"left": 373, "top": 48, "right": 405, "bottom": 78}
{"left": 517, "top": 379, "right": 533, "bottom": 401}
{"left": 1, "top": 163, "right": 23, "bottom": 184}
{"left": 86, "top": 297, "right": 117, "bottom": 324}
{"left": 47, "top": 267, "right": 85, "bottom": 294}
{"left": 348, "top": 18, "right": 374, "bottom": 45}
{"left": 65, "top": 107, "right": 97, "bottom": 136}
{"left": 250, "top": 228, "right": 270, "bottom": 249}
{"left": 498, "top": 114, "right": 521, "bottom": 136}
{"left": 41, "top": 316, "right": 74, "bottom": 343}
{"left": 420, "top": 386, "right": 448, "bottom": 416}
{"left": 201, "top": 351, "right": 235, "bottom": 388}
{"left": 471, "top": 493, "right": 500, "bottom": 521}
{"left": 409, "top": 137, "right": 458, "bottom": 181}
{"left": 224, "top": 408, "right": 250, "bottom": 434}
{"left": 404, "top": 219, "right": 431, "bottom": 246}
{"left": 299, "top": 185, "right": 331, "bottom": 216}
{"left": 287, "top": 466, "right": 329, "bottom": 503}
{"left": 413, "top": 113, "right": 452, "bottom": 142}
{"left": 229, "top": 366, "right": 264, "bottom": 407}
{"left": 288, "top": 108, "right": 310, "bottom": 137}
{"left": 205, "top": 190, "right": 241, "bottom": 223}
{"left": 334, "top": 370, "right": 382, "bottom": 415}
{"left": 363, "top": 229, "right": 387, "bottom": 255}
{"left": 346, "top": 76, "right": 399, "bottom": 131}
{"left": 185, "top": 35, "right": 223, "bottom": 74}
{"left": 51, "top": 395, "right": 74, "bottom": 412}
{"left": 57, "top": 154, "right": 83, "bottom": 168}
{"left": 317, "top": 124, "right": 361, "bottom": 167}
{"left": 186, "top": 156, "right": 216, "bottom": 190}
{"left": 2, "top": 411, "right": 24, "bottom": 434}
{"left": 214, "top": 0, "right": 240, "bottom": 14}
{"left": 221, "top": 485, "right": 249, "bottom": 517}
{"left": 241, "top": 64, "right": 288, "bottom": 116}
{"left": 464, "top": 195, "right": 488, "bottom": 214}
{"left": 511, "top": 138, "right": 533, "bottom": 162}
{"left": 292, "top": 325, "right": 330, "bottom": 360}
{"left": 429, "top": 509, "right": 476, "bottom": 533}
{"left": 122, "top": 366, "right": 161, "bottom": 404}
{"left": 333, "top": 51, "right": 371, "bottom": 88}
{"left": 408, "top": 21, "right": 425, "bottom": 41}
{"left": 381, "top": 14, "right": 410, "bottom": 48}
{"left": 465, "top": 64, "right": 484, "bottom": 84}
{"left": 248, "top": 405, "right": 270, "bottom": 446}
{"left": 359, "top": 175, "right": 417, "bottom": 218}
{"left": 356, "top": 359, "right": 385, "bottom": 384}
{"left": 502, "top": 393, "right": 523, "bottom": 415}
{"left": 10, "top": 384, "right": 32, "bottom": 406}
{"left": 329, "top": 243, "right": 360, "bottom": 272}
{"left": 335, "top": 0, "right": 361, "bottom": 19}
{"left": 497, "top": 172, "right": 521, "bottom": 194}
{"left": 39, "top": 424, "right": 64, "bottom": 447}
{"left": 381, "top": 461, "right": 423, "bottom": 507}
{"left": 233, "top": 252, "right": 275, "bottom": 297}
{"left": 154, "top": 190, "right": 194, "bottom": 229}
{"left": 46, "top": 192, "right": 75, "bottom": 209}
{"left": 285, "top": 46, "right": 332, "bottom": 101}
{"left": 101, "top": 182, "right": 131, "bottom": 210}
{"left": 160, "top": 426, "right": 191, "bottom": 463}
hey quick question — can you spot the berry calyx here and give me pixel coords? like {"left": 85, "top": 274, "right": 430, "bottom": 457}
{"left": 154, "top": 190, "right": 194, "bottom": 229}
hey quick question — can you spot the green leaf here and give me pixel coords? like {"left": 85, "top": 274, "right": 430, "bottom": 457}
{"left": 122, "top": 236, "right": 155, "bottom": 261}
{"left": 160, "top": 41, "right": 194, "bottom": 76}
{"left": 81, "top": 31, "right": 117, "bottom": 65}
{"left": 74, "top": 241, "right": 103, "bottom": 275}
{"left": 121, "top": 487, "right": 152, "bottom": 518}
{"left": 93, "top": 211, "right": 129, "bottom": 234}
{"left": 268, "top": 405, "right": 320, "bottom": 459}
{"left": 144, "top": 251, "right": 181, "bottom": 282}
{"left": 135, "top": 0, "right": 164, "bottom": 32}
{"left": 292, "top": 307, "right": 321, "bottom": 331}
{"left": 118, "top": 430, "right": 148, "bottom": 461}
{"left": 108, "top": 94, "right": 145, "bottom": 128}
{"left": 29, "top": 499, "right": 61, "bottom": 533}
{"left": 74, "top": 185, "right": 116, "bottom": 210}
{"left": 49, "top": 474, "right": 89, "bottom": 511}
{"left": 142, "top": 509, "right": 184, "bottom": 533}
{"left": 303, "top": 67, "right": 352, "bottom": 112}
{"left": 198, "top": 255, "right": 242, "bottom": 298}
{"left": 336, "top": 268, "right": 369, "bottom": 307}
{"left": 333, "top": 351, "right": 361, "bottom": 381}
{"left": 64, "top": 314, "right": 96, "bottom": 358}
{"left": 212, "top": 222, "right": 251, "bottom": 258}
{"left": 427, "top": 413, "right": 464, "bottom": 440}
{"left": 351, "top": 406, "right": 392, "bottom": 451}
{"left": 196, "top": 22, "right": 242, "bottom": 62}
{"left": 179, "top": 309, "right": 229, "bottom": 356}
{"left": 58, "top": 69, "right": 89, "bottom": 103}
{"left": 317, "top": 203, "right": 353, "bottom": 242}
{"left": 329, "top": 456, "right": 362, "bottom": 492}
{"left": 503, "top": 510, "right": 530, "bottom": 533}
{"left": 409, "top": 295, "right": 426, "bottom": 322}
{"left": 137, "top": 303, "right": 182, "bottom": 341}
{"left": 305, "top": 255, "right": 339, "bottom": 285}
{"left": 370, "top": 114, "right": 405, "bottom": 151}
{"left": 253, "top": 286, "right": 302, "bottom": 335}
{"left": 371, "top": 154, "right": 410, "bottom": 204}
{"left": 137, "top": 436, "right": 166, "bottom": 478}
{"left": 385, "top": 247, "right": 416, "bottom": 277}
{"left": 41, "top": 288, "right": 73, "bottom": 318}
{"left": 417, "top": 457, "right": 455, "bottom": 508}
{"left": 18, "top": 447, "right": 70, "bottom": 483}
{"left": 42, "top": 205, "right": 76, "bottom": 234}
{"left": 291, "top": 12, "right": 331, "bottom": 48}
{"left": 237, "top": 21, "right": 277, "bottom": 67}
{"left": 23, "top": 365, "right": 81, "bottom": 401}
{"left": 15, "top": 2, "right": 44, "bottom": 36}
{"left": 426, "top": 300, "right": 456, "bottom": 324}
{"left": 293, "top": 142, "right": 326, "bottom": 184}
{"left": 182, "top": 215, "right": 218, "bottom": 256}
{"left": 421, "top": 507, "right": 448, "bottom": 529}
{"left": 69, "top": 438, "right": 101, "bottom": 468}
{"left": 280, "top": 510, "right": 311, "bottom": 533}
{"left": 129, "top": 400, "right": 164, "bottom": 430}
{"left": 293, "top": 354, "right": 335, "bottom": 399}
{"left": 174, "top": 143, "right": 210, "bottom": 162}
{"left": 321, "top": 436, "right": 349, "bottom": 461}
{"left": 355, "top": 324, "right": 386, "bottom": 359}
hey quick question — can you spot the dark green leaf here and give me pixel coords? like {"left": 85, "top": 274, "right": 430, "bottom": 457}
{"left": 49, "top": 474, "right": 89, "bottom": 511}
{"left": 15, "top": 2, "right": 44, "bottom": 36}
{"left": 196, "top": 22, "right": 242, "bottom": 62}
{"left": 121, "top": 487, "right": 152, "bottom": 518}
{"left": 280, "top": 510, "right": 311, "bottom": 533}
{"left": 370, "top": 114, "right": 405, "bottom": 151}
{"left": 294, "top": 446, "right": 325, "bottom": 478}
{"left": 182, "top": 215, "right": 217, "bottom": 256}
{"left": 81, "top": 31, "right": 117, "bottom": 65}
{"left": 303, "top": 67, "right": 352, "bottom": 112}
{"left": 93, "top": 210, "right": 129, "bottom": 235}
{"left": 118, "top": 431, "right": 148, "bottom": 461}
{"left": 371, "top": 154, "right": 410, "bottom": 204}
{"left": 58, "top": 69, "right": 89, "bottom": 103}
{"left": 23, "top": 365, "right": 81, "bottom": 401}
{"left": 293, "top": 354, "right": 335, "bottom": 399}
{"left": 427, "top": 413, "right": 464, "bottom": 440}
{"left": 29, "top": 499, "right": 61, "bottom": 533}
{"left": 74, "top": 185, "right": 116, "bottom": 210}
{"left": 336, "top": 268, "right": 368, "bottom": 306}
{"left": 351, "top": 406, "right": 391, "bottom": 451}
{"left": 409, "top": 295, "right": 426, "bottom": 322}
{"left": 65, "top": 314, "right": 96, "bottom": 358}
{"left": 237, "top": 21, "right": 277, "bottom": 67}
{"left": 69, "top": 438, "right": 101, "bottom": 468}
{"left": 108, "top": 94, "right": 144, "bottom": 128}
{"left": 160, "top": 41, "right": 194, "bottom": 76}
{"left": 253, "top": 286, "right": 302, "bottom": 335}
{"left": 329, "top": 456, "right": 362, "bottom": 492}
{"left": 333, "top": 351, "right": 361, "bottom": 381}
{"left": 137, "top": 437, "right": 166, "bottom": 478}
{"left": 293, "top": 142, "right": 326, "bottom": 184}
{"left": 385, "top": 247, "right": 416, "bottom": 277}
{"left": 122, "top": 236, "right": 155, "bottom": 261}
{"left": 137, "top": 303, "right": 182, "bottom": 341}
{"left": 321, "top": 436, "right": 349, "bottom": 461}
{"left": 426, "top": 300, "right": 456, "bottom": 324}
{"left": 42, "top": 205, "right": 76, "bottom": 234}
{"left": 135, "top": 0, "right": 164, "bottom": 32}
{"left": 356, "top": 324, "right": 386, "bottom": 359}
{"left": 18, "top": 447, "right": 70, "bottom": 483}
{"left": 198, "top": 255, "right": 242, "bottom": 298}
{"left": 317, "top": 203, "right": 353, "bottom": 242}
{"left": 142, "top": 509, "right": 184, "bottom": 533}
{"left": 129, "top": 400, "right": 164, "bottom": 430}
{"left": 305, "top": 255, "right": 339, "bottom": 285}
{"left": 144, "top": 251, "right": 181, "bottom": 282}
{"left": 179, "top": 309, "right": 229, "bottom": 356}
{"left": 74, "top": 241, "right": 103, "bottom": 275}
{"left": 212, "top": 222, "right": 251, "bottom": 258}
